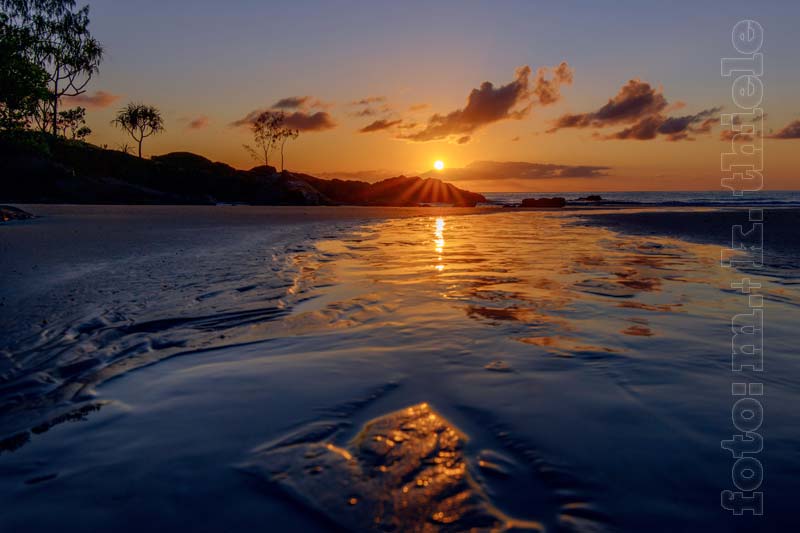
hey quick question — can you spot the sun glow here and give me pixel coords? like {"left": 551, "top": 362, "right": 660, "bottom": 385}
{"left": 433, "top": 160, "right": 445, "bottom": 171}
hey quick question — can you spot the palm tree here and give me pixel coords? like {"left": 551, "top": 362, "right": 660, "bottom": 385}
{"left": 111, "top": 102, "right": 164, "bottom": 158}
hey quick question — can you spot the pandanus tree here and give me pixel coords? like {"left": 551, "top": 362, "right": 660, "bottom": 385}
{"left": 1, "top": 0, "right": 103, "bottom": 136}
{"left": 111, "top": 103, "right": 164, "bottom": 158}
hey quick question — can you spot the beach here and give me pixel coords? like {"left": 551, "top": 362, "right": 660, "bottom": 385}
{"left": 1, "top": 205, "right": 797, "bottom": 532}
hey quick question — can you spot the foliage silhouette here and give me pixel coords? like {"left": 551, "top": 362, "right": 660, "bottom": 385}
{"left": 1, "top": 0, "right": 103, "bottom": 136}
{"left": 111, "top": 102, "right": 164, "bottom": 158}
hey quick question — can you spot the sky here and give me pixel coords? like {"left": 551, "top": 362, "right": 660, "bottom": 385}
{"left": 71, "top": 0, "right": 800, "bottom": 191}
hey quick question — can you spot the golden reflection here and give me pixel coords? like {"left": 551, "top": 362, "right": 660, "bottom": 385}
{"left": 434, "top": 217, "right": 445, "bottom": 272}
{"left": 250, "top": 402, "right": 543, "bottom": 531}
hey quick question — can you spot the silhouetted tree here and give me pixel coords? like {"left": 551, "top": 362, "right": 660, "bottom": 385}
{"left": 1, "top": 0, "right": 103, "bottom": 136}
{"left": 243, "top": 110, "right": 284, "bottom": 168}
{"left": 0, "top": 15, "right": 48, "bottom": 130}
{"left": 57, "top": 105, "right": 89, "bottom": 139}
{"left": 111, "top": 102, "right": 164, "bottom": 158}
{"left": 276, "top": 127, "right": 299, "bottom": 171}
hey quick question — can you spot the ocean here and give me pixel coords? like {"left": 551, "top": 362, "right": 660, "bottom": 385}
{"left": 483, "top": 189, "right": 800, "bottom": 207}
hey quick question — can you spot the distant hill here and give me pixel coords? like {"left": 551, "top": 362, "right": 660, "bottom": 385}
{"left": 0, "top": 136, "right": 486, "bottom": 207}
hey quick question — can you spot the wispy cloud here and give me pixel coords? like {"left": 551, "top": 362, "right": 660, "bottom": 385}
{"left": 62, "top": 90, "right": 121, "bottom": 109}
{"left": 359, "top": 119, "right": 403, "bottom": 133}
{"left": 187, "top": 115, "right": 210, "bottom": 130}
{"left": 428, "top": 160, "right": 610, "bottom": 182}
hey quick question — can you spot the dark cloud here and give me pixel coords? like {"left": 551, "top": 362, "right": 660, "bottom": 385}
{"left": 603, "top": 107, "right": 721, "bottom": 141}
{"left": 399, "top": 62, "right": 573, "bottom": 143}
{"left": 359, "top": 118, "right": 403, "bottom": 133}
{"left": 549, "top": 80, "right": 667, "bottom": 132}
{"left": 272, "top": 96, "right": 312, "bottom": 109}
{"left": 187, "top": 115, "right": 209, "bottom": 130}
{"left": 549, "top": 79, "right": 719, "bottom": 141}
{"left": 425, "top": 160, "right": 610, "bottom": 182}
{"left": 231, "top": 109, "right": 336, "bottom": 132}
{"left": 770, "top": 120, "right": 800, "bottom": 139}
{"left": 283, "top": 111, "right": 336, "bottom": 131}
{"left": 272, "top": 96, "right": 332, "bottom": 111}
{"left": 62, "top": 90, "right": 120, "bottom": 109}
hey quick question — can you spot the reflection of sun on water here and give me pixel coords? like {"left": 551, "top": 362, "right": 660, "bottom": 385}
{"left": 434, "top": 217, "right": 445, "bottom": 271}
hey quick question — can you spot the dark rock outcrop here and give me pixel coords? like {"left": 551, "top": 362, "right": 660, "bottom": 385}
{"left": 0, "top": 205, "right": 34, "bottom": 222}
{"left": 576, "top": 195, "right": 603, "bottom": 202}
{"left": 301, "top": 174, "right": 485, "bottom": 207}
{"left": 521, "top": 197, "right": 567, "bottom": 208}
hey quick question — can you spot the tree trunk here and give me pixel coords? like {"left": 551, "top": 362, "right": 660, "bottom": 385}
{"left": 138, "top": 138, "right": 143, "bottom": 158}
{"left": 51, "top": 80, "right": 58, "bottom": 138}
{"left": 281, "top": 141, "right": 285, "bottom": 171}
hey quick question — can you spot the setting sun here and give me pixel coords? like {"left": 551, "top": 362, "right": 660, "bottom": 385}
{"left": 434, "top": 160, "right": 445, "bottom": 171}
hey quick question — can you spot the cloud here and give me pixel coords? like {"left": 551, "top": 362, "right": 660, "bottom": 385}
{"left": 359, "top": 118, "right": 403, "bottom": 133}
{"left": 231, "top": 108, "right": 336, "bottom": 132}
{"left": 549, "top": 80, "right": 667, "bottom": 132}
{"left": 426, "top": 160, "right": 610, "bottom": 182}
{"left": 187, "top": 115, "right": 209, "bottom": 130}
{"left": 283, "top": 111, "right": 337, "bottom": 131}
{"left": 549, "top": 79, "right": 719, "bottom": 141}
{"left": 720, "top": 129, "right": 754, "bottom": 142}
{"left": 399, "top": 62, "right": 572, "bottom": 143}
{"left": 351, "top": 96, "right": 387, "bottom": 106}
{"left": 770, "top": 120, "right": 800, "bottom": 139}
{"left": 532, "top": 61, "right": 573, "bottom": 105}
{"left": 408, "top": 103, "right": 430, "bottom": 112}
{"left": 349, "top": 96, "right": 393, "bottom": 118}
{"left": 316, "top": 168, "right": 406, "bottom": 182}
{"left": 61, "top": 90, "right": 120, "bottom": 109}
{"left": 602, "top": 107, "right": 721, "bottom": 141}
{"left": 272, "top": 96, "right": 311, "bottom": 109}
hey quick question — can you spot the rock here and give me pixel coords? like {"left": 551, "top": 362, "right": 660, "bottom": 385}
{"left": 300, "top": 174, "right": 487, "bottom": 207}
{"left": 242, "top": 403, "right": 541, "bottom": 532}
{"left": 576, "top": 195, "right": 603, "bottom": 202}
{"left": 0, "top": 205, "right": 34, "bottom": 222}
{"left": 520, "top": 197, "right": 566, "bottom": 208}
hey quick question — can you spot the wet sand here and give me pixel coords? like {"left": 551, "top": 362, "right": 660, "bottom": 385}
{"left": 1, "top": 205, "right": 798, "bottom": 532}
{"left": 578, "top": 208, "right": 800, "bottom": 262}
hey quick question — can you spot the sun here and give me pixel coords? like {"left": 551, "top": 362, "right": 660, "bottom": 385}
{"left": 434, "top": 160, "right": 445, "bottom": 171}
